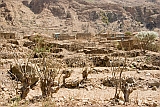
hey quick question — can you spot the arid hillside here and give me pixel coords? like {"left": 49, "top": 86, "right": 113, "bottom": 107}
{"left": 0, "top": 0, "right": 160, "bottom": 107}
{"left": 0, "top": 0, "right": 160, "bottom": 37}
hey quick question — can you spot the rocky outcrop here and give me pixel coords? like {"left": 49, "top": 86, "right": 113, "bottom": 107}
{"left": 29, "top": 0, "right": 67, "bottom": 19}
{"left": 27, "top": 0, "right": 160, "bottom": 32}
{"left": 29, "top": 0, "right": 46, "bottom": 14}
{"left": 0, "top": 2, "right": 13, "bottom": 25}
{"left": 49, "top": 5, "right": 66, "bottom": 19}
{"left": 89, "top": 11, "right": 99, "bottom": 21}
{"left": 124, "top": 5, "right": 160, "bottom": 30}
{"left": 0, "top": 0, "right": 160, "bottom": 36}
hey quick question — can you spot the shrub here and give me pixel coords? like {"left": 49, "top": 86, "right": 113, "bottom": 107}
{"left": 134, "top": 31, "right": 159, "bottom": 52}
{"left": 125, "top": 31, "right": 132, "bottom": 36}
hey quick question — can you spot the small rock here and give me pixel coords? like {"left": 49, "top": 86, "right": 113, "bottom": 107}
{"left": 139, "top": 77, "right": 145, "bottom": 80}
{"left": 143, "top": 87, "right": 148, "bottom": 91}
{"left": 144, "top": 101, "right": 150, "bottom": 106}
{"left": 152, "top": 86, "right": 157, "bottom": 91}
{"left": 145, "top": 102, "right": 158, "bottom": 107}
{"left": 132, "top": 87, "right": 137, "bottom": 90}
{"left": 59, "top": 97, "right": 65, "bottom": 102}
{"left": 146, "top": 73, "right": 151, "bottom": 76}
{"left": 137, "top": 70, "right": 141, "bottom": 73}
{"left": 82, "top": 98, "right": 89, "bottom": 105}
{"left": 147, "top": 98, "right": 152, "bottom": 101}
{"left": 137, "top": 60, "right": 141, "bottom": 62}
{"left": 0, "top": 102, "right": 7, "bottom": 106}
{"left": 153, "top": 102, "right": 158, "bottom": 107}
{"left": 82, "top": 98, "right": 89, "bottom": 103}
{"left": 139, "top": 85, "right": 144, "bottom": 88}
{"left": 19, "top": 100, "right": 26, "bottom": 105}
{"left": 118, "top": 100, "right": 124, "bottom": 105}
{"left": 137, "top": 99, "right": 142, "bottom": 106}
{"left": 11, "top": 44, "right": 17, "bottom": 48}
{"left": 77, "top": 102, "right": 82, "bottom": 106}
{"left": 26, "top": 94, "right": 33, "bottom": 101}
{"left": 110, "top": 100, "right": 116, "bottom": 106}
{"left": 0, "top": 88, "right": 2, "bottom": 92}
{"left": 3, "top": 88, "right": 8, "bottom": 91}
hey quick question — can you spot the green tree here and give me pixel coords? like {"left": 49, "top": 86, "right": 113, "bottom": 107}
{"left": 135, "top": 31, "right": 159, "bottom": 52}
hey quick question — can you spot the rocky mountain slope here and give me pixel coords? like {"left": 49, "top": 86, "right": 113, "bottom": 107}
{"left": 0, "top": 0, "right": 160, "bottom": 37}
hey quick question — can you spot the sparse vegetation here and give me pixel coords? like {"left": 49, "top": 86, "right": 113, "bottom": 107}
{"left": 125, "top": 31, "right": 132, "bottom": 36}
{"left": 0, "top": 0, "right": 160, "bottom": 107}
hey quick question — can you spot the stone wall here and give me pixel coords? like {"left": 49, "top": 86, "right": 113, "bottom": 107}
{"left": 0, "top": 33, "right": 15, "bottom": 39}
{"left": 76, "top": 33, "right": 92, "bottom": 40}
{"left": 54, "top": 34, "right": 75, "bottom": 40}
{"left": 118, "top": 40, "right": 134, "bottom": 51}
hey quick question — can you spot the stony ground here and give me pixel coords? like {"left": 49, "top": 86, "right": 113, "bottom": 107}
{"left": 0, "top": 35, "right": 160, "bottom": 107}
{"left": 0, "top": 0, "right": 160, "bottom": 37}
{"left": 0, "top": 0, "right": 160, "bottom": 107}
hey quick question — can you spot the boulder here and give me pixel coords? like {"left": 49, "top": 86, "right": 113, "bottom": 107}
{"left": 23, "top": 41, "right": 35, "bottom": 47}
{"left": 148, "top": 80, "right": 160, "bottom": 88}
{"left": 7, "top": 39, "right": 19, "bottom": 45}
{"left": 64, "top": 78, "right": 80, "bottom": 88}
{"left": 152, "top": 86, "right": 157, "bottom": 91}
{"left": 92, "top": 56, "right": 110, "bottom": 67}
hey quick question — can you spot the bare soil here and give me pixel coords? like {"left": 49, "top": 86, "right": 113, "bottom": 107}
{"left": 0, "top": 35, "right": 160, "bottom": 107}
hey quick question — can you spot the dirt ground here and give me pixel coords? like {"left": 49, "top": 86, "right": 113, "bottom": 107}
{"left": 0, "top": 36, "right": 160, "bottom": 107}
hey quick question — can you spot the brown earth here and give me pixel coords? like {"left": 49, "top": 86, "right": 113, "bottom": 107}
{"left": 0, "top": 33, "right": 160, "bottom": 107}
{"left": 0, "top": 0, "right": 160, "bottom": 107}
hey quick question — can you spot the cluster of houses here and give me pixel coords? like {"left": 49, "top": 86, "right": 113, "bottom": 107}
{"left": 53, "top": 32, "right": 134, "bottom": 40}
{"left": 0, "top": 31, "right": 134, "bottom": 41}
{"left": 1, "top": 31, "right": 158, "bottom": 51}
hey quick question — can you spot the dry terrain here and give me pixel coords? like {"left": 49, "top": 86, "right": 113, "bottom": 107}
{"left": 0, "top": 33, "right": 160, "bottom": 107}
{"left": 0, "top": 0, "right": 160, "bottom": 107}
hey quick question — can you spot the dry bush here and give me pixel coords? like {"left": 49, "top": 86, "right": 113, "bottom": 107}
{"left": 32, "top": 36, "right": 64, "bottom": 98}
{"left": 121, "top": 79, "right": 133, "bottom": 103}
{"left": 82, "top": 68, "right": 88, "bottom": 80}
{"left": 108, "top": 39, "right": 135, "bottom": 104}
{"left": 8, "top": 36, "right": 65, "bottom": 100}
{"left": 8, "top": 51, "right": 39, "bottom": 99}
